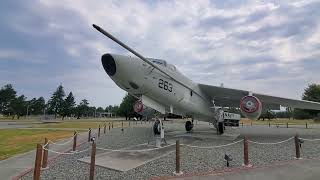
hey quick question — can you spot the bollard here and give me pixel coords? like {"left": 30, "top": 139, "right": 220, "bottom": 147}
{"left": 243, "top": 136, "right": 251, "bottom": 167}
{"left": 42, "top": 138, "right": 48, "bottom": 169}
{"left": 121, "top": 121, "right": 124, "bottom": 131}
{"left": 112, "top": 122, "right": 113, "bottom": 128}
{"left": 98, "top": 125, "right": 101, "bottom": 138}
{"left": 129, "top": 121, "right": 130, "bottom": 127}
{"left": 88, "top": 128, "right": 91, "bottom": 142}
{"left": 306, "top": 122, "right": 308, "bottom": 129}
{"left": 104, "top": 124, "right": 106, "bottom": 134}
{"left": 33, "top": 144, "right": 42, "bottom": 180}
{"left": 89, "top": 141, "right": 96, "bottom": 180}
{"left": 72, "top": 131, "right": 77, "bottom": 151}
{"left": 287, "top": 123, "right": 288, "bottom": 128}
{"left": 174, "top": 140, "right": 183, "bottom": 175}
{"left": 269, "top": 122, "right": 270, "bottom": 127}
{"left": 109, "top": 122, "right": 111, "bottom": 130}
{"left": 295, "top": 135, "right": 301, "bottom": 159}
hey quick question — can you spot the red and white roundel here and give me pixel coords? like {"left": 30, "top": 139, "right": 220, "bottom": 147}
{"left": 133, "top": 101, "right": 144, "bottom": 113}
{"left": 240, "top": 95, "right": 261, "bottom": 113}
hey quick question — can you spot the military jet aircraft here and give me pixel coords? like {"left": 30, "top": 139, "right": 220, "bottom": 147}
{"left": 93, "top": 24, "right": 320, "bottom": 135}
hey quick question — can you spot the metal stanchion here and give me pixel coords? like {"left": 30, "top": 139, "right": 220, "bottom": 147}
{"left": 42, "top": 138, "right": 48, "bottom": 169}
{"left": 174, "top": 140, "right": 183, "bottom": 175}
{"left": 295, "top": 135, "right": 301, "bottom": 159}
{"left": 33, "top": 144, "right": 42, "bottom": 180}
{"left": 88, "top": 128, "right": 91, "bottom": 142}
{"left": 121, "top": 121, "right": 124, "bottom": 132}
{"left": 243, "top": 136, "right": 251, "bottom": 167}
{"left": 89, "top": 141, "right": 96, "bottom": 180}
{"left": 98, "top": 125, "right": 101, "bottom": 138}
{"left": 72, "top": 131, "right": 77, "bottom": 152}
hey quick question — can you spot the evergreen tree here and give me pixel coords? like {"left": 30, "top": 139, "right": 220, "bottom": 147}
{"left": 47, "top": 85, "right": 65, "bottom": 118}
{"left": 61, "top": 92, "right": 76, "bottom": 119}
{"left": 0, "top": 84, "right": 17, "bottom": 116}
{"left": 75, "top": 99, "right": 89, "bottom": 119}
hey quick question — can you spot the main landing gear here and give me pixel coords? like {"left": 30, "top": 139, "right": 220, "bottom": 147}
{"left": 218, "top": 122, "right": 224, "bottom": 134}
{"left": 185, "top": 120, "right": 194, "bottom": 132}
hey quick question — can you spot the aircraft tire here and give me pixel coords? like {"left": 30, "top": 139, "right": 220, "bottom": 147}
{"left": 185, "top": 120, "right": 193, "bottom": 132}
{"left": 218, "top": 122, "right": 224, "bottom": 134}
{"left": 153, "top": 120, "right": 161, "bottom": 135}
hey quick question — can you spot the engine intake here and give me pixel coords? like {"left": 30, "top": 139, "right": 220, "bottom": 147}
{"left": 240, "top": 95, "right": 262, "bottom": 120}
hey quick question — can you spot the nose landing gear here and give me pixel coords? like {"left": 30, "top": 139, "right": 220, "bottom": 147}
{"left": 185, "top": 120, "right": 193, "bottom": 132}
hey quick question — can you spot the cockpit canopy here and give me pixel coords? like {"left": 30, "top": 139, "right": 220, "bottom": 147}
{"left": 148, "top": 58, "right": 177, "bottom": 71}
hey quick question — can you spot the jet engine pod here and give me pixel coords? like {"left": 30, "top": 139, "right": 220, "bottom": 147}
{"left": 240, "top": 95, "right": 262, "bottom": 120}
{"left": 133, "top": 100, "right": 145, "bottom": 113}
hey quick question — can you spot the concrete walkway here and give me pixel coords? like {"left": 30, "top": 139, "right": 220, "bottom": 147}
{"left": 172, "top": 158, "right": 320, "bottom": 180}
{"left": 0, "top": 129, "right": 93, "bottom": 180}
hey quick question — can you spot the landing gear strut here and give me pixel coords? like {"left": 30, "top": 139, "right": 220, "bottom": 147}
{"left": 218, "top": 122, "right": 224, "bottom": 134}
{"left": 185, "top": 120, "right": 193, "bottom": 132}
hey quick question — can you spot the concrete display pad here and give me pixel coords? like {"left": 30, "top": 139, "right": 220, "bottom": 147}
{"left": 78, "top": 143, "right": 175, "bottom": 172}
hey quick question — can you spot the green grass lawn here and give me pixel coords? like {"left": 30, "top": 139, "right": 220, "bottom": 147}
{"left": 0, "top": 129, "right": 75, "bottom": 160}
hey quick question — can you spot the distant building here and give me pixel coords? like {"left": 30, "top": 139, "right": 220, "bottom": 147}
{"left": 96, "top": 112, "right": 115, "bottom": 118}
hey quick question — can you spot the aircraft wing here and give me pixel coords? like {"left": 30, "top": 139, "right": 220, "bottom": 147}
{"left": 198, "top": 83, "right": 320, "bottom": 110}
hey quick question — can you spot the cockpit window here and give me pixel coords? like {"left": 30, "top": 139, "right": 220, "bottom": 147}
{"left": 148, "top": 58, "right": 167, "bottom": 67}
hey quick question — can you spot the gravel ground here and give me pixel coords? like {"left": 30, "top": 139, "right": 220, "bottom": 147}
{"left": 21, "top": 122, "right": 320, "bottom": 180}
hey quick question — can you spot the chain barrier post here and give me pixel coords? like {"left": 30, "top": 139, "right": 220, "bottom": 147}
{"left": 174, "top": 140, "right": 183, "bottom": 175}
{"left": 42, "top": 138, "right": 48, "bottom": 169}
{"left": 104, "top": 123, "right": 106, "bottom": 134}
{"left": 129, "top": 121, "right": 130, "bottom": 127}
{"left": 243, "top": 136, "right": 251, "bottom": 167}
{"left": 295, "top": 134, "right": 301, "bottom": 159}
{"left": 109, "top": 122, "right": 111, "bottom": 130}
{"left": 72, "top": 131, "right": 77, "bottom": 151}
{"left": 121, "top": 121, "right": 124, "bottom": 132}
{"left": 269, "top": 122, "right": 270, "bottom": 127}
{"left": 33, "top": 144, "right": 42, "bottom": 180}
{"left": 287, "top": 122, "right": 288, "bottom": 128}
{"left": 98, "top": 125, "right": 101, "bottom": 138}
{"left": 242, "top": 122, "right": 243, "bottom": 127}
{"left": 112, "top": 122, "right": 113, "bottom": 128}
{"left": 88, "top": 128, "right": 91, "bottom": 142}
{"left": 306, "top": 122, "right": 308, "bottom": 129}
{"left": 89, "top": 141, "right": 96, "bottom": 180}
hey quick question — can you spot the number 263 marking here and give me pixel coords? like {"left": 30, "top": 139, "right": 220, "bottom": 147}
{"left": 158, "top": 79, "right": 172, "bottom": 92}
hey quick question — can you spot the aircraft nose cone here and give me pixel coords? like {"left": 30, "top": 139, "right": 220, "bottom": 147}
{"left": 101, "top": 54, "right": 116, "bottom": 76}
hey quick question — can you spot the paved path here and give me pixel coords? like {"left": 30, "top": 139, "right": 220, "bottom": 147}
{"left": 172, "top": 158, "right": 320, "bottom": 180}
{"left": 0, "top": 129, "right": 93, "bottom": 180}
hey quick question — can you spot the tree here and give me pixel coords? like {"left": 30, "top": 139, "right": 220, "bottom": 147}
{"left": 302, "top": 84, "right": 320, "bottom": 117}
{"left": 0, "top": 84, "right": 17, "bottom": 116}
{"left": 117, "top": 94, "right": 137, "bottom": 120}
{"left": 75, "top": 99, "right": 89, "bottom": 119}
{"left": 31, "top": 97, "right": 46, "bottom": 115}
{"left": 47, "top": 85, "right": 65, "bottom": 118}
{"left": 11, "top": 95, "right": 27, "bottom": 119}
{"left": 97, "top": 107, "right": 104, "bottom": 112}
{"left": 61, "top": 92, "right": 76, "bottom": 120}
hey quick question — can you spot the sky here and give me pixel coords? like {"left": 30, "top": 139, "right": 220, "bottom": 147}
{"left": 0, "top": 0, "right": 320, "bottom": 108}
